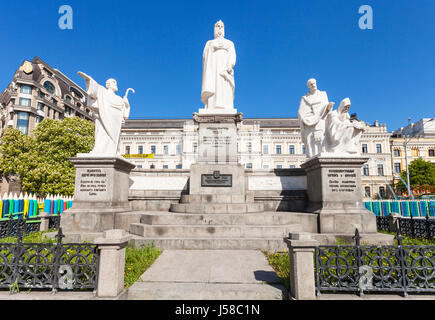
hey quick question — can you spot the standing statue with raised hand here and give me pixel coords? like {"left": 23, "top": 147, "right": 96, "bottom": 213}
{"left": 77, "top": 71, "right": 134, "bottom": 156}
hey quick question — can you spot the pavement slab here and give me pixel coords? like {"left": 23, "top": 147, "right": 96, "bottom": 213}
{"left": 128, "top": 249, "right": 286, "bottom": 300}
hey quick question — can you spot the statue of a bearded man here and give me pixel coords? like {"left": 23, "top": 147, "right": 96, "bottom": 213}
{"left": 78, "top": 71, "right": 133, "bottom": 156}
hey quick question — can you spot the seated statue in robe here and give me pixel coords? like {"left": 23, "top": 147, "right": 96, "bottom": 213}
{"left": 325, "top": 98, "right": 366, "bottom": 155}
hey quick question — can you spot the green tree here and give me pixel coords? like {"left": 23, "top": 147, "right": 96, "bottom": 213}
{"left": 0, "top": 117, "right": 94, "bottom": 196}
{"left": 397, "top": 157, "right": 435, "bottom": 192}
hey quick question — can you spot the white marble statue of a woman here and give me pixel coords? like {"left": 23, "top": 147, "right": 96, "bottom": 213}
{"left": 325, "top": 98, "right": 366, "bottom": 155}
{"left": 78, "top": 71, "right": 133, "bottom": 156}
{"left": 200, "top": 20, "right": 237, "bottom": 114}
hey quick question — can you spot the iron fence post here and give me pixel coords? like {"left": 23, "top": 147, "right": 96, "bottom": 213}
{"left": 353, "top": 229, "right": 364, "bottom": 296}
{"left": 52, "top": 227, "right": 65, "bottom": 294}
{"left": 395, "top": 223, "right": 408, "bottom": 297}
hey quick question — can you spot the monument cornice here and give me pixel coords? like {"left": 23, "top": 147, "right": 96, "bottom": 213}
{"left": 300, "top": 156, "right": 370, "bottom": 171}
{"left": 193, "top": 112, "right": 243, "bottom": 124}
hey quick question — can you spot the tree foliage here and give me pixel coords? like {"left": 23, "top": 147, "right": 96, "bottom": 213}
{"left": 0, "top": 117, "right": 94, "bottom": 196}
{"left": 397, "top": 157, "right": 435, "bottom": 192}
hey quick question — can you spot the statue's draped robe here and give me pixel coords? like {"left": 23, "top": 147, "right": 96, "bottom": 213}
{"left": 201, "top": 38, "right": 236, "bottom": 111}
{"left": 325, "top": 110, "right": 364, "bottom": 154}
{"left": 85, "top": 77, "right": 130, "bottom": 155}
{"left": 298, "top": 90, "right": 330, "bottom": 158}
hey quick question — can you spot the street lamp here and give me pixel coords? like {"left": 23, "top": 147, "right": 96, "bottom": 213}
{"left": 402, "top": 118, "right": 435, "bottom": 199}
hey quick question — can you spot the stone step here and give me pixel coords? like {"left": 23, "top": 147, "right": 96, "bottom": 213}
{"left": 128, "top": 282, "right": 286, "bottom": 300}
{"left": 170, "top": 202, "right": 264, "bottom": 214}
{"left": 130, "top": 236, "right": 288, "bottom": 251}
{"left": 130, "top": 223, "right": 301, "bottom": 238}
{"left": 138, "top": 212, "right": 317, "bottom": 231}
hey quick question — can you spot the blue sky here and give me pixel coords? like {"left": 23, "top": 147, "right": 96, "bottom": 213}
{"left": 0, "top": 0, "right": 434, "bottom": 131}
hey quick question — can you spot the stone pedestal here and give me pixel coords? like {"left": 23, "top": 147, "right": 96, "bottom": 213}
{"left": 300, "top": 156, "right": 377, "bottom": 234}
{"left": 61, "top": 156, "right": 136, "bottom": 233}
{"left": 194, "top": 112, "right": 242, "bottom": 164}
{"left": 170, "top": 112, "right": 263, "bottom": 214}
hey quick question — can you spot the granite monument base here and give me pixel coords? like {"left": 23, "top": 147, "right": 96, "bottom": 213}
{"left": 301, "top": 156, "right": 377, "bottom": 234}
{"left": 61, "top": 155, "right": 135, "bottom": 233}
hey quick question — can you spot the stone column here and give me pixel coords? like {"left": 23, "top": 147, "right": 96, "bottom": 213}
{"left": 94, "top": 229, "right": 131, "bottom": 298}
{"left": 39, "top": 213, "right": 50, "bottom": 231}
{"left": 284, "top": 232, "right": 318, "bottom": 300}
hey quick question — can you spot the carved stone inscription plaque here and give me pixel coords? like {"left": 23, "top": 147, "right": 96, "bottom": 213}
{"left": 78, "top": 168, "right": 108, "bottom": 196}
{"left": 327, "top": 169, "right": 357, "bottom": 193}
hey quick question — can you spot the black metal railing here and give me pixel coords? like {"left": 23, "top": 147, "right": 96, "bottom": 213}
{"left": 315, "top": 228, "right": 435, "bottom": 296}
{"left": 48, "top": 215, "right": 61, "bottom": 230}
{"left": 376, "top": 214, "right": 435, "bottom": 239}
{"left": 0, "top": 228, "right": 99, "bottom": 292}
{"left": 0, "top": 216, "right": 41, "bottom": 238}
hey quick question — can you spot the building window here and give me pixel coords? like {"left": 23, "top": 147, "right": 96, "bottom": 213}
{"left": 193, "top": 142, "right": 198, "bottom": 153}
{"left": 150, "top": 164, "right": 155, "bottom": 169}
{"left": 37, "top": 102, "right": 44, "bottom": 111}
{"left": 289, "top": 145, "right": 295, "bottom": 154}
{"left": 363, "top": 164, "right": 370, "bottom": 176}
{"left": 138, "top": 145, "right": 143, "bottom": 154}
{"left": 19, "top": 98, "right": 31, "bottom": 107}
{"left": 65, "top": 95, "right": 72, "bottom": 103}
{"left": 246, "top": 163, "right": 252, "bottom": 169}
{"left": 20, "top": 85, "right": 32, "bottom": 94}
{"left": 376, "top": 144, "right": 382, "bottom": 153}
{"left": 163, "top": 145, "right": 169, "bottom": 155}
{"left": 393, "top": 149, "right": 401, "bottom": 157}
{"left": 125, "top": 146, "right": 130, "bottom": 155}
{"left": 176, "top": 164, "right": 182, "bottom": 169}
{"left": 176, "top": 144, "right": 182, "bottom": 155}
{"left": 394, "top": 163, "right": 401, "bottom": 174}
{"left": 276, "top": 145, "right": 282, "bottom": 154}
{"left": 429, "top": 149, "right": 435, "bottom": 157}
{"left": 365, "top": 186, "right": 371, "bottom": 198}
{"left": 246, "top": 142, "right": 252, "bottom": 153}
{"left": 263, "top": 145, "right": 269, "bottom": 155}
{"left": 263, "top": 165, "right": 269, "bottom": 169}
{"left": 276, "top": 164, "right": 283, "bottom": 169}
{"left": 43, "top": 81, "right": 55, "bottom": 95}
{"left": 39, "top": 91, "right": 45, "bottom": 99}
{"left": 377, "top": 164, "right": 384, "bottom": 176}
{"left": 17, "top": 112, "right": 29, "bottom": 135}
{"left": 47, "top": 108, "right": 51, "bottom": 118}
{"left": 36, "top": 116, "right": 43, "bottom": 124}
{"left": 379, "top": 187, "right": 386, "bottom": 198}
{"left": 151, "top": 145, "right": 156, "bottom": 154}
{"left": 136, "top": 165, "right": 143, "bottom": 169}
{"left": 302, "top": 145, "right": 306, "bottom": 155}
{"left": 52, "top": 98, "right": 57, "bottom": 106}
{"left": 289, "top": 165, "right": 296, "bottom": 169}
{"left": 163, "top": 165, "right": 169, "bottom": 169}
{"left": 362, "top": 144, "right": 368, "bottom": 153}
